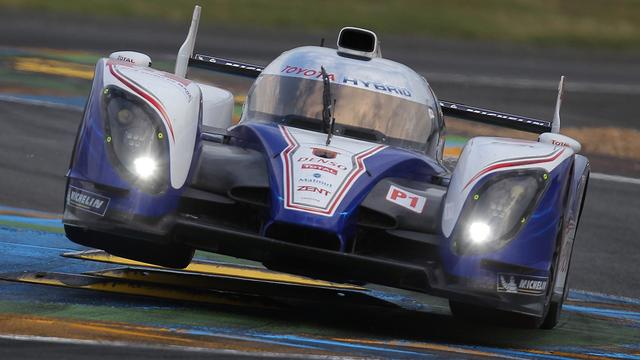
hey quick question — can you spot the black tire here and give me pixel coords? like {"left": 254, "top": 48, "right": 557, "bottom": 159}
{"left": 449, "top": 300, "right": 546, "bottom": 328}
{"left": 105, "top": 241, "right": 195, "bottom": 269}
{"left": 451, "top": 171, "right": 588, "bottom": 329}
{"left": 540, "top": 300, "right": 562, "bottom": 329}
{"left": 542, "top": 172, "right": 589, "bottom": 329}
{"left": 263, "top": 259, "right": 364, "bottom": 285}
{"left": 539, "top": 238, "right": 567, "bottom": 329}
{"left": 449, "top": 228, "right": 563, "bottom": 329}
{"left": 65, "top": 225, "right": 194, "bottom": 268}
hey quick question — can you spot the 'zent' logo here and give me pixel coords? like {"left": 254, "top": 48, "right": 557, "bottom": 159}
{"left": 297, "top": 185, "right": 330, "bottom": 196}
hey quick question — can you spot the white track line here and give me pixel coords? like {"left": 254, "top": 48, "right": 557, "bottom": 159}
{"left": 424, "top": 72, "right": 640, "bottom": 95}
{"left": 0, "top": 95, "right": 83, "bottom": 111}
{"left": 569, "top": 289, "right": 640, "bottom": 306}
{"left": 0, "top": 334, "right": 363, "bottom": 360}
{"left": 590, "top": 172, "right": 640, "bottom": 186}
{"left": 2, "top": 95, "right": 639, "bottom": 185}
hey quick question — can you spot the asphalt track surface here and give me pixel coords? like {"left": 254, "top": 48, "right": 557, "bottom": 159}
{"left": 1, "top": 99, "right": 638, "bottom": 298}
{"left": 0, "top": 9, "right": 640, "bottom": 360}
{"left": 0, "top": 338, "right": 308, "bottom": 360}
{"left": 2, "top": 8, "right": 640, "bottom": 132}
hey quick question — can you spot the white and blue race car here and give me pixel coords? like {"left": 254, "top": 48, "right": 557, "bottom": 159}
{"left": 63, "top": 6, "right": 589, "bottom": 329}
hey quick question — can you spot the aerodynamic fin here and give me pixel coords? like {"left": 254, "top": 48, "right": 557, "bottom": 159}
{"left": 438, "top": 101, "right": 552, "bottom": 134}
{"left": 189, "top": 26, "right": 566, "bottom": 136}
{"left": 538, "top": 76, "right": 581, "bottom": 152}
{"left": 175, "top": 5, "right": 201, "bottom": 78}
{"left": 189, "top": 53, "right": 264, "bottom": 78}
{"left": 188, "top": 52, "right": 557, "bottom": 134}
{"left": 552, "top": 76, "right": 565, "bottom": 134}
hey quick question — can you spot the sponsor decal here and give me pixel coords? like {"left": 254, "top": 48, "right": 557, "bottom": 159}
{"left": 551, "top": 139, "right": 571, "bottom": 148}
{"left": 297, "top": 185, "right": 331, "bottom": 196}
{"left": 116, "top": 55, "right": 136, "bottom": 64}
{"left": 281, "top": 65, "right": 335, "bottom": 81}
{"left": 342, "top": 77, "right": 412, "bottom": 97}
{"left": 301, "top": 163, "right": 337, "bottom": 175}
{"left": 195, "top": 54, "right": 264, "bottom": 72}
{"left": 297, "top": 157, "right": 348, "bottom": 171}
{"left": 298, "top": 177, "right": 333, "bottom": 188}
{"left": 440, "top": 102, "right": 547, "bottom": 126}
{"left": 66, "top": 186, "right": 111, "bottom": 216}
{"left": 385, "top": 185, "right": 426, "bottom": 213}
{"left": 280, "top": 65, "right": 412, "bottom": 98}
{"left": 280, "top": 126, "right": 386, "bottom": 216}
{"left": 497, "top": 273, "right": 548, "bottom": 296}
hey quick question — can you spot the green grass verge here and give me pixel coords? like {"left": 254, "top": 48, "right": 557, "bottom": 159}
{"left": 0, "top": 220, "right": 64, "bottom": 234}
{"left": 1, "top": 0, "right": 640, "bottom": 49}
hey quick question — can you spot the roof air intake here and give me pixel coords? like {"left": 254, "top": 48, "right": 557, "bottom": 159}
{"left": 337, "top": 27, "right": 381, "bottom": 59}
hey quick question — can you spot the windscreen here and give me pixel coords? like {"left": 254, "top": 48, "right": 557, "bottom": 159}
{"left": 241, "top": 74, "right": 435, "bottom": 152}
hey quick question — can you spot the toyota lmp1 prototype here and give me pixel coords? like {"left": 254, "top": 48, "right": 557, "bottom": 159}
{"left": 63, "top": 6, "right": 589, "bottom": 329}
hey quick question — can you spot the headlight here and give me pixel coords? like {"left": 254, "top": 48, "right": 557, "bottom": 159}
{"left": 101, "top": 86, "right": 169, "bottom": 193}
{"left": 452, "top": 170, "right": 549, "bottom": 255}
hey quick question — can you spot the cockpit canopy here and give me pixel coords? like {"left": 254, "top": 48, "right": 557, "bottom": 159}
{"left": 241, "top": 46, "right": 444, "bottom": 156}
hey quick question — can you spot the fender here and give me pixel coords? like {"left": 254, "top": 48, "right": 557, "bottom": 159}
{"left": 99, "top": 59, "right": 202, "bottom": 189}
{"left": 553, "top": 154, "right": 589, "bottom": 301}
{"left": 442, "top": 137, "right": 575, "bottom": 238}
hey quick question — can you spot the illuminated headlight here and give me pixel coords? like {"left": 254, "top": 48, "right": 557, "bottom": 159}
{"left": 101, "top": 86, "right": 168, "bottom": 192}
{"left": 453, "top": 170, "right": 549, "bottom": 255}
{"left": 468, "top": 221, "right": 491, "bottom": 244}
{"left": 133, "top": 156, "right": 157, "bottom": 179}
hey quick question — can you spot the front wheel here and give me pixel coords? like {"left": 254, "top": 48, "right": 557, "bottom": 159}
{"left": 104, "top": 240, "right": 195, "bottom": 269}
{"left": 449, "top": 300, "right": 550, "bottom": 329}
{"left": 449, "top": 257, "right": 563, "bottom": 329}
{"left": 65, "top": 225, "right": 195, "bottom": 268}
{"left": 540, "top": 299, "right": 562, "bottom": 329}
{"left": 450, "top": 237, "right": 567, "bottom": 328}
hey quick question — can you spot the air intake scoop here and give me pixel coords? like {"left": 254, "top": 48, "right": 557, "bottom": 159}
{"left": 337, "top": 27, "right": 381, "bottom": 59}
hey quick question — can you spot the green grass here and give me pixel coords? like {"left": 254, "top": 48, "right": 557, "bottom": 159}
{"left": 0, "top": 220, "right": 64, "bottom": 234}
{"left": 1, "top": 0, "right": 640, "bottom": 49}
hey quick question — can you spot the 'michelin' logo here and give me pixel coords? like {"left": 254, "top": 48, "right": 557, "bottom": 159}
{"left": 67, "top": 186, "right": 110, "bottom": 216}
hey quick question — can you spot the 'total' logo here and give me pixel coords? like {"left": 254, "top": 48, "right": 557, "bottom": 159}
{"left": 385, "top": 185, "right": 426, "bottom": 213}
